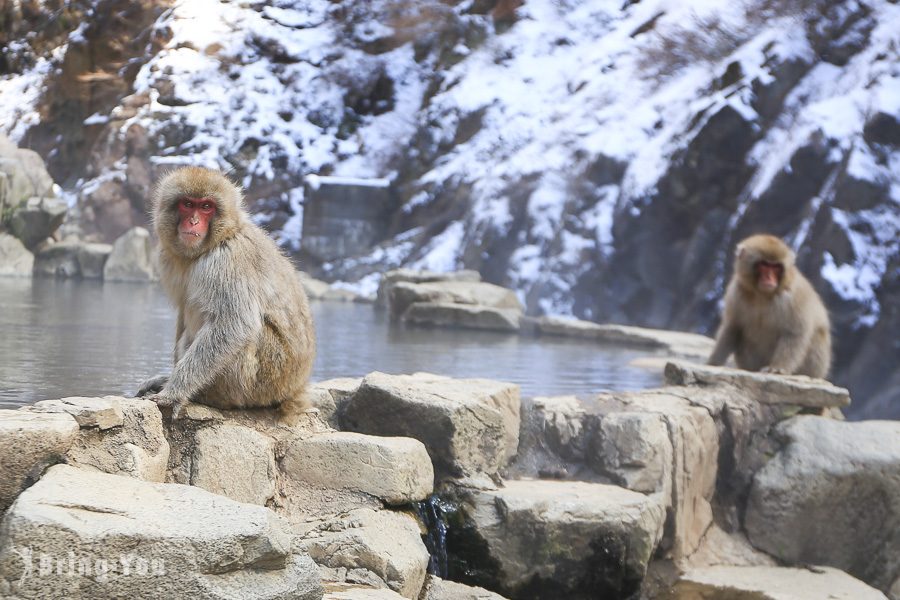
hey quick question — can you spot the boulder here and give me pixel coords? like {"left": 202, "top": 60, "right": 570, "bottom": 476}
{"left": 745, "top": 417, "right": 900, "bottom": 592}
{"left": 33, "top": 240, "right": 82, "bottom": 277}
{"left": 103, "top": 227, "right": 155, "bottom": 282}
{"left": 27, "top": 397, "right": 168, "bottom": 482}
{"left": 8, "top": 196, "right": 68, "bottom": 250}
{"left": 190, "top": 423, "right": 277, "bottom": 505}
{"left": 299, "top": 272, "right": 332, "bottom": 299}
{"left": 664, "top": 360, "right": 851, "bottom": 409}
{"left": 402, "top": 302, "right": 521, "bottom": 332}
{"left": 419, "top": 576, "right": 509, "bottom": 600}
{"left": 594, "top": 411, "right": 672, "bottom": 494}
{"left": 342, "top": 372, "right": 520, "bottom": 480}
{"left": 386, "top": 280, "right": 521, "bottom": 320}
{"left": 453, "top": 479, "right": 665, "bottom": 599}
{"left": 309, "top": 378, "right": 362, "bottom": 427}
{"left": 673, "top": 565, "right": 888, "bottom": 600}
{"left": 375, "top": 269, "right": 481, "bottom": 308}
{"left": 522, "top": 317, "right": 715, "bottom": 359}
{"left": 77, "top": 242, "right": 113, "bottom": 278}
{"left": 0, "top": 465, "right": 323, "bottom": 599}
{"left": 302, "top": 508, "right": 429, "bottom": 599}
{"left": 0, "top": 411, "right": 78, "bottom": 511}
{"left": 324, "top": 585, "right": 406, "bottom": 599}
{"left": 281, "top": 431, "right": 433, "bottom": 505}
{"left": 0, "top": 233, "right": 34, "bottom": 277}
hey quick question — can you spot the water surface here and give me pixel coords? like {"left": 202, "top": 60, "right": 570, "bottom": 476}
{"left": 0, "top": 278, "right": 660, "bottom": 408}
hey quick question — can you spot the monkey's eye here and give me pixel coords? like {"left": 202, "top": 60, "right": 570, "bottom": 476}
{"left": 201, "top": 202, "right": 213, "bottom": 211}
{"left": 181, "top": 199, "right": 194, "bottom": 209}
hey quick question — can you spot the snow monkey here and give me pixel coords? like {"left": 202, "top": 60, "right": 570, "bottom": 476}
{"left": 708, "top": 234, "right": 831, "bottom": 378}
{"left": 137, "top": 167, "right": 316, "bottom": 419}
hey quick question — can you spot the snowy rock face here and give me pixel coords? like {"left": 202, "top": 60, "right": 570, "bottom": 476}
{"left": 1, "top": 0, "right": 898, "bottom": 415}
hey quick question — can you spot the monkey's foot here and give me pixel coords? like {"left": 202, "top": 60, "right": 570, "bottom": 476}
{"left": 136, "top": 374, "right": 169, "bottom": 397}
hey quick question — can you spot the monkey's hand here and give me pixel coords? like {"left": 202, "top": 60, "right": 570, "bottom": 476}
{"left": 761, "top": 366, "right": 788, "bottom": 375}
{"left": 136, "top": 374, "right": 169, "bottom": 397}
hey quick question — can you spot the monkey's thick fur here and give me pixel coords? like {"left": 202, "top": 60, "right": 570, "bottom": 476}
{"left": 708, "top": 234, "right": 831, "bottom": 378}
{"left": 143, "top": 167, "right": 315, "bottom": 418}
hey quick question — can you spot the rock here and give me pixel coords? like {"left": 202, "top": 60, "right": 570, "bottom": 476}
{"left": 282, "top": 431, "right": 433, "bottom": 505}
{"left": 29, "top": 396, "right": 125, "bottom": 429}
{"left": 27, "top": 397, "right": 168, "bottom": 482}
{"left": 524, "top": 316, "right": 715, "bottom": 359}
{"left": 673, "top": 565, "right": 888, "bottom": 600}
{"left": 0, "top": 465, "right": 323, "bottom": 600}
{"left": 0, "top": 411, "right": 78, "bottom": 511}
{"left": 77, "top": 242, "right": 113, "bottom": 278}
{"left": 664, "top": 360, "right": 851, "bottom": 408}
{"left": 419, "top": 576, "right": 508, "bottom": 600}
{"left": 299, "top": 272, "right": 333, "bottom": 299}
{"left": 342, "top": 372, "right": 520, "bottom": 480}
{"left": 594, "top": 411, "right": 672, "bottom": 494}
{"left": 310, "top": 378, "right": 361, "bottom": 427}
{"left": 386, "top": 281, "right": 521, "bottom": 320}
{"left": 8, "top": 196, "right": 68, "bottom": 250}
{"left": 375, "top": 269, "right": 481, "bottom": 308}
{"left": 33, "top": 240, "right": 82, "bottom": 277}
{"left": 324, "top": 585, "right": 406, "bottom": 599}
{"left": 322, "top": 288, "right": 361, "bottom": 302}
{"left": 745, "top": 416, "right": 900, "bottom": 592}
{"left": 302, "top": 508, "right": 429, "bottom": 599}
{"left": 191, "top": 423, "right": 277, "bottom": 505}
{"left": 402, "top": 302, "right": 521, "bottom": 332}
{"left": 0, "top": 135, "right": 55, "bottom": 217}
{"left": 455, "top": 479, "right": 665, "bottom": 599}
{"left": 0, "top": 233, "right": 34, "bottom": 276}
{"left": 103, "top": 226, "right": 155, "bottom": 281}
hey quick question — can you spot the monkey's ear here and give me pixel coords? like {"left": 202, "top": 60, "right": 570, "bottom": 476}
{"left": 736, "top": 244, "right": 745, "bottom": 259}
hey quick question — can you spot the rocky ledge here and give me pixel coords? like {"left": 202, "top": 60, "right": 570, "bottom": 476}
{"left": 0, "top": 361, "right": 897, "bottom": 600}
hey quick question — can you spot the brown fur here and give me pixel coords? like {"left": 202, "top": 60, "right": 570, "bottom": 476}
{"left": 139, "top": 167, "right": 315, "bottom": 418}
{"left": 708, "top": 234, "right": 831, "bottom": 378}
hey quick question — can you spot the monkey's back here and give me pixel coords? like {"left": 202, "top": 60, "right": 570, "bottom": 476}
{"left": 198, "top": 223, "right": 316, "bottom": 411}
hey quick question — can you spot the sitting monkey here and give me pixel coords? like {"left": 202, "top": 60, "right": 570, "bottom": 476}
{"left": 138, "top": 167, "right": 316, "bottom": 419}
{"left": 708, "top": 234, "right": 831, "bottom": 378}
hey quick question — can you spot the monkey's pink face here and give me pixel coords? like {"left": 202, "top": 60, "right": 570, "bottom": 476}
{"left": 755, "top": 260, "right": 783, "bottom": 292}
{"left": 177, "top": 197, "right": 216, "bottom": 247}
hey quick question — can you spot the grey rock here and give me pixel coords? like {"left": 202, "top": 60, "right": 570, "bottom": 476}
{"left": 77, "top": 242, "right": 113, "bottom": 279}
{"left": 665, "top": 360, "right": 851, "bottom": 408}
{"left": 8, "top": 196, "right": 68, "bottom": 250}
{"left": 323, "top": 585, "right": 406, "bottom": 599}
{"left": 281, "top": 431, "right": 433, "bottom": 505}
{"left": 302, "top": 508, "right": 429, "bottom": 599}
{"left": 343, "top": 372, "right": 520, "bottom": 480}
{"left": 386, "top": 280, "right": 521, "bottom": 320}
{"left": 402, "top": 301, "right": 521, "bottom": 332}
{"left": 457, "top": 479, "right": 665, "bottom": 599}
{"left": 0, "top": 233, "right": 34, "bottom": 277}
{"left": 420, "top": 576, "right": 509, "bottom": 600}
{"left": 375, "top": 269, "right": 481, "bottom": 308}
{"left": 29, "top": 396, "right": 125, "bottom": 430}
{"left": 0, "top": 410, "right": 78, "bottom": 511}
{"left": 595, "top": 411, "right": 672, "bottom": 494}
{"left": 33, "top": 240, "right": 82, "bottom": 277}
{"left": 745, "top": 416, "right": 900, "bottom": 592}
{"left": 0, "top": 465, "right": 323, "bottom": 600}
{"left": 103, "top": 227, "right": 156, "bottom": 282}
{"left": 191, "top": 423, "right": 277, "bottom": 505}
{"left": 673, "top": 565, "right": 888, "bottom": 600}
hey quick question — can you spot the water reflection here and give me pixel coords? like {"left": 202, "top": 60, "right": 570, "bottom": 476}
{"left": 0, "top": 279, "right": 660, "bottom": 408}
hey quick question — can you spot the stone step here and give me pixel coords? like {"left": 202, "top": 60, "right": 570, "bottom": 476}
{"left": 282, "top": 431, "right": 434, "bottom": 505}
{"left": 664, "top": 360, "right": 851, "bottom": 408}
{"left": 673, "top": 565, "right": 888, "bottom": 599}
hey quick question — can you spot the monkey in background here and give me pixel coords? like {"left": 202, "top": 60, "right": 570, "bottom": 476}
{"left": 708, "top": 234, "right": 831, "bottom": 379}
{"left": 138, "top": 167, "right": 316, "bottom": 420}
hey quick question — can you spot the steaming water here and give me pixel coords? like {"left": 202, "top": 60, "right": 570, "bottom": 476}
{"left": 0, "top": 278, "right": 661, "bottom": 408}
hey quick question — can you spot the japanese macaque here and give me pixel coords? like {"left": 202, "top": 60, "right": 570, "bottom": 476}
{"left": 137, "top": 167, "right": 316, "bottom": 419}
{"left": 708, "top": 234, "right": 831, "bottom": 378}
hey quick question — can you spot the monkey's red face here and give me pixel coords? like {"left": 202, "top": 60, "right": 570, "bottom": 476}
{"left": 755, "top": 260, "right": 783, "bottom": 292}
{"left": 177, "top": 197, "right": 216, "bottom": 247}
